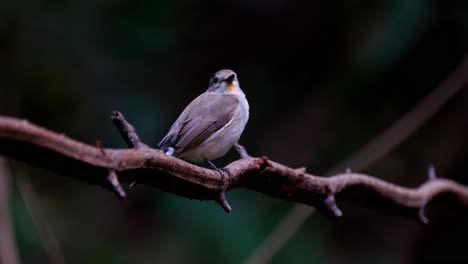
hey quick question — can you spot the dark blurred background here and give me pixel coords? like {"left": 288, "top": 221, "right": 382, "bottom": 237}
{"left": 1, "top": 0, "right": 468, "bottom": 263}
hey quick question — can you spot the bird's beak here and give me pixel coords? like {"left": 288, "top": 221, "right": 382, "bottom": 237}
{"left": 226, "top": 74, "right": 236, "bottom": 83}
{"left": 225, "top": 74, "right": 238, "bottom": 93}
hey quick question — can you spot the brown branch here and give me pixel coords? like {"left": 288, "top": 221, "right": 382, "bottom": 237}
{"left": 245, "top": 53, "right": 468, "bottom": 264}
{"left": 0, "top": 114, "right": 468, "bottom": 220}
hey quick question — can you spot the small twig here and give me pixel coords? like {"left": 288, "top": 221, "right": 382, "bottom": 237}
{"left": 324, "top": 194, "right": 342, "bottom": 217}
{"left": 111, "top": 111, "right": 148, "bottom": 189}
{"left": 111, "top": 111, "right": 147, "bottom": 149}
{"left": 216, "top": 192, "right": 232, "bottom": 213}
{"left": 294, "top": 167, "right": 307, "bottom": 176}
{"left": 428, "top": 165, "right": 437, "bottom": 180}
{"left": 106, "top": 170, "right": 126, "bottom": 199}
{"left": 417, "top": 165, "right": 438, "bottom": 224}
{"left": 418, "top": 206, "right": 429, "bottom": 225}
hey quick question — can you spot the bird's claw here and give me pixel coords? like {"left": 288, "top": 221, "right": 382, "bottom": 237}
{"left": 213, "top": 166, "right": 231, "bottom": 184}
{"left": 205, "top": 159, "right": 231, "bottom": 184}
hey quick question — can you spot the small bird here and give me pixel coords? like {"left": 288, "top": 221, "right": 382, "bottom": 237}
{"left": 158, "top": 69, "right": 249, "bottom": 180}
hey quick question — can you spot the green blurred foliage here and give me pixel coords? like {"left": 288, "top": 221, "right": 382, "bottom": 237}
{"left": 1, "top": 0, "right": 468, "bottom": 263}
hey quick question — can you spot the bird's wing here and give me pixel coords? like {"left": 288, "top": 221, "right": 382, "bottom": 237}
{"left": 157, "top": 93, "right": 239, "bottom": 157}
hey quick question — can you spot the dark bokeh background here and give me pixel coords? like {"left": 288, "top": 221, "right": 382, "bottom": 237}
{"left": 1, "top": 0, "right": 468, "bottom": 263}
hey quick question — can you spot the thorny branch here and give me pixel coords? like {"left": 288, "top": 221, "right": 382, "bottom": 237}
{"left": 0, "top": 113, "right": 468, "bottom": 221}
{"left": 244, "top": 53, "right": 468, "bottom": 264}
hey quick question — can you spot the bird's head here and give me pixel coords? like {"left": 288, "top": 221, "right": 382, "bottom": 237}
{"left": 207, "top": 69, "right": 243, "bottom": 95}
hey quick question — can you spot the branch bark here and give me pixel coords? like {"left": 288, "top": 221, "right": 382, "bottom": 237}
{"left": 0, "top": 113, "right": 467, "bottom": 220}
{"left": 244, "top": 53, "right": 468, "bottom": 264}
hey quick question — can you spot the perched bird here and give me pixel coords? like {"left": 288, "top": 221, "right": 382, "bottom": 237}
{"left": 158, "top": 69, "right": 249, "bottom": 180}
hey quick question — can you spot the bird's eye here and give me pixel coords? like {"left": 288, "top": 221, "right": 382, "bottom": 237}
{"left": 213, "top": 76, "right": 219, "bottom": 84}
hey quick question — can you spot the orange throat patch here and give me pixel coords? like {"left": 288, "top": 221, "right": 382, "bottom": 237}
{"left": 227, "top": 83, "right": 237, "bottom": 93}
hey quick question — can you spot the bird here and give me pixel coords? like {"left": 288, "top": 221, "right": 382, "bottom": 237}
{"left": 157, "top": 69, "right": 249, "bottom": 181}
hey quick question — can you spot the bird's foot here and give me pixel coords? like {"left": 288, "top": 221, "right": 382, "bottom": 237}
{"left": 205, "top": 159, "right": 231, "bottom": 184}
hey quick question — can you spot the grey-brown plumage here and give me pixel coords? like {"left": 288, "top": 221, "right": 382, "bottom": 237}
{"left": 158, "top": 69, "right": 249, "bottom": 164}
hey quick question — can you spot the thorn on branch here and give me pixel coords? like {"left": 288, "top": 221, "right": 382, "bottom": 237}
{"left": 216, "top": 192, "right": 231, "bottom": 213}
{"left": 111, "top": 111, "right": 147, "bottom": 149}
{"left": 418, "top": 206, "right": 429, "bottom": 224}
{"left": 427, "top": 165, "right": 437, "bottom": 181}
{"left": 106, "top": 170, "right": 126, "bottom": 199}
{"left": 254, "top": 156, "right": 270, "bottom": 172}
{"left": 324, "top": 195, "right": 342, "bottom": 217}
{"left": 234, "top": 143, "right": 250, "bottom": 159}
{"left": 96, "top": 137, "right": 106, "bottom": 156}
{"left": 295, "top": 167, "right": 306, "bottom": 176}
{"left": 6, "top": 113, "right": 468, "bottom": 224}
